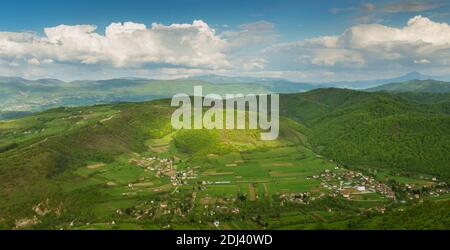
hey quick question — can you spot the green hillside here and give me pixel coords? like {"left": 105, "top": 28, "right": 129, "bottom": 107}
{"left": 281, "top": 88, "right": 450, "bottom": 180}
{"left": 0, "top": 89, "right": 449, "bottom": 230}
{"left": 367, "top": 80, "right": 450, "bottom": 93}
{"left": 0, "top": 99, "right": 315, "bottom": 229}
{"left": 347, "top": 200, "right": 450, "bottom": 230}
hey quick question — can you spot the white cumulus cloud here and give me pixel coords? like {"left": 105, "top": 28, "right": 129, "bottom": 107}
{"left": 2, "top": 16, "right": 450, "bottom": 82}
{"left": 262, "top": 15, "right": 450, "bottom": 77}
{"left": 0, "top": 20, "right": 230, "bottom": 69}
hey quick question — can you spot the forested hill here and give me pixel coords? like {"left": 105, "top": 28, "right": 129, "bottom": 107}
{"left": 280, "top": 88, "right": 450, "bottom": 180}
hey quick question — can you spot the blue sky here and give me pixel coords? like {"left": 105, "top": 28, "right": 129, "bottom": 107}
{"left": 3, "top": 0, "right": 448, "bottom": 39}
{"left": 0, "top": 0, "right": 352, "bottom": 39}
{"left": 1, "top": 0, "right": 450, "bottom": 82}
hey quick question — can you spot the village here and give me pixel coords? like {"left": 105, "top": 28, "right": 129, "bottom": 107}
{"left": 118, "top": 155, "right": 241, "bottom": 227}
{"left": 280, "top": 165, "right": 449, "bottom": 206}
{"left": 317, "top": 168, "right": 396, "bottom": 199}
{"left": 392, "top": 178, "right": 449, "bottom": 203}
{"left": 130, "top": 155, "right": 198, "bottom": 188}
{"left": 280, "top": 167, "right": 396, "bottom": 206}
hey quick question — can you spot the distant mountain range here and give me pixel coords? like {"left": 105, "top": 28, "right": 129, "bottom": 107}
{"left": 367, "top": 79, "right": 450, "bottom": 93}
{"left": 184, "top": 72, "right": 450, "bottom": 89}
{"left": 1, "top": 72, "right": 450, "bottom": 119}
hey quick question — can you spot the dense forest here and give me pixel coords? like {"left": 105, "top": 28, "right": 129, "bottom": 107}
{"left": 281, "top": 89, "right": 450, "bottom": 180}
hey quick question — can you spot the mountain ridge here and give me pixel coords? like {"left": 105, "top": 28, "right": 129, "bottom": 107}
{"left": 367, "top": 79, "right": 450, "bottom": 93}
{"left": 2, "top": 72, "right": 450, "bottom": 120}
